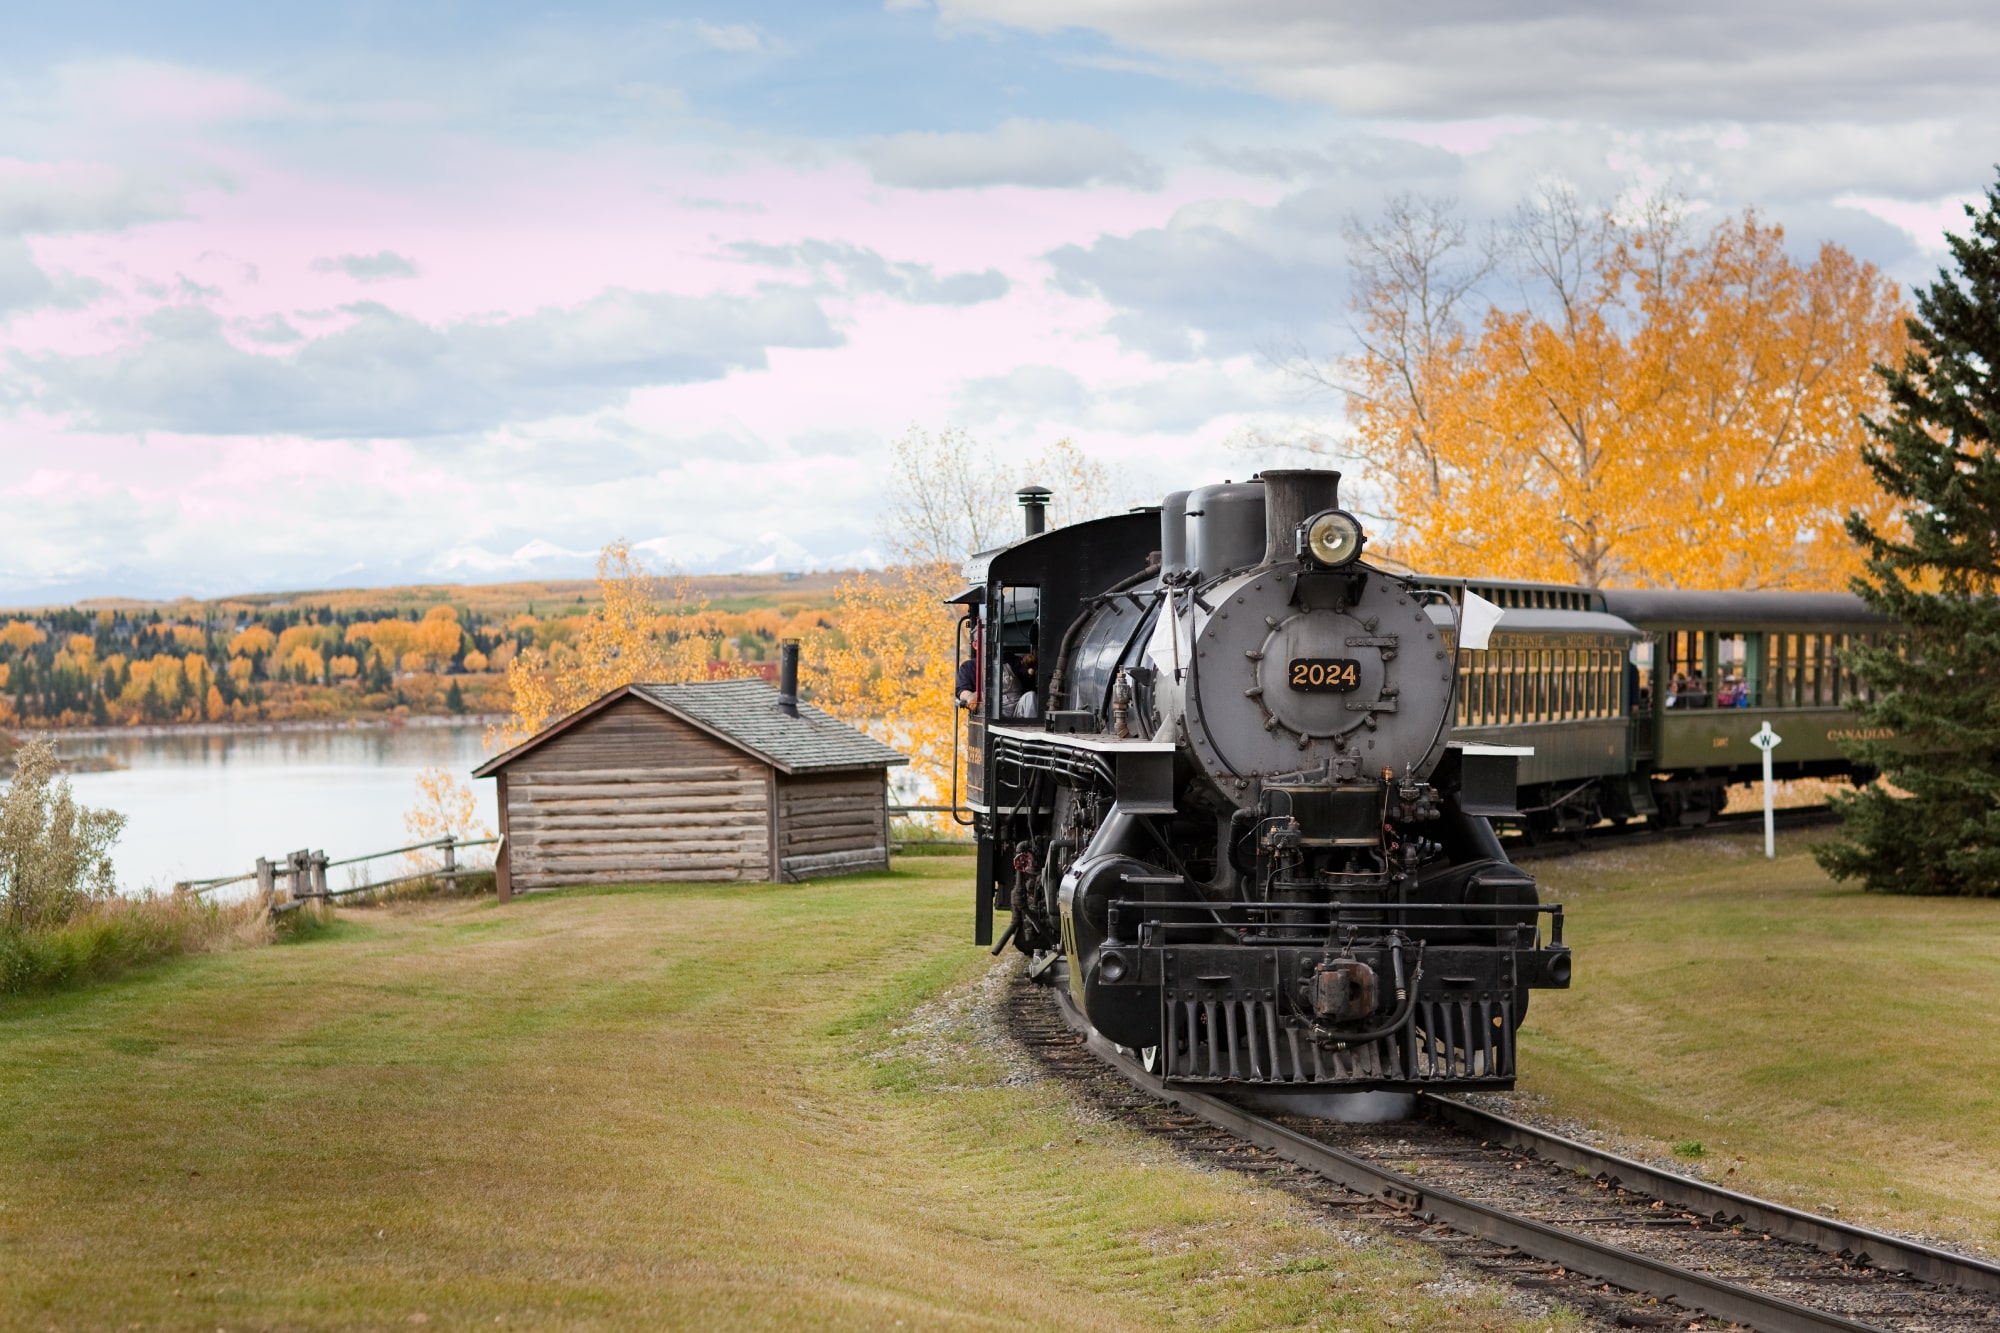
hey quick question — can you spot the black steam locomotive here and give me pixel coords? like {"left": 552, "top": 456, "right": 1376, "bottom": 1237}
{"left": 953, "top": 469, "right": 1571, "bottom": 1091}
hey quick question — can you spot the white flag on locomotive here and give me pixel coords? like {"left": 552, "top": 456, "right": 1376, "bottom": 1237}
{"left": 1459, "top": 590, "right": 1505, "bottom": 651}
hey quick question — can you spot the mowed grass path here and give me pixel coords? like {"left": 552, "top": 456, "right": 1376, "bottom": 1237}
{"left": 0, "top": 861, "right": 1566, "bottom": 1332}
{"left": 1520, "top": 828, "right": 2000, "bottom": 1249}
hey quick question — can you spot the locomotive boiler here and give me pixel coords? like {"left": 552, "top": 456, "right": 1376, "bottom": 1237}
{"left": 955, "top": 469, "right": 1572, "bottom": 1090}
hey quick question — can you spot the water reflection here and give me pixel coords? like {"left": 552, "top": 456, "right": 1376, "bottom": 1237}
{"left": 49, "top": 723, "right": 499, "bottom": 893}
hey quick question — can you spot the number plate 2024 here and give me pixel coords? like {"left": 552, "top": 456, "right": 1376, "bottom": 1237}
{"left": 1289, "top": 658, "right": 1361, "bottom": 692}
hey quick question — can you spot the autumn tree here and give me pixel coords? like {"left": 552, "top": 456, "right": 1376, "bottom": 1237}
{"left": 808, "top": 429, "right": 1129, "bottom": 820}
{"left": 1330, "top": 188, "right": 1908, "bottom": 589}
{"left": 402, "top": 766, "right": 494, "bottom": 874}
{"left": 490, "top": 541, "right": 735, "bottom": 747}
{"left": 1815, "top": 177, "right": 2000, "bottom": 896}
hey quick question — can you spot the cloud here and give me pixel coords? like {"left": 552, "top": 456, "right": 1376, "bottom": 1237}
{"left": 0, "top": 160, "right": 185, "bottom": 235}
{"left": 1834, "top": 192, "right": 1983, "bottom": 254}
{"left": 955, "top": 361, "right": 1276, "bottom": 434}
{"left": 0, "top": 239, "right": 55, "bottom": 314}
{"left": 20, "top": 286, "right": 844, "bottom": 438}
{"left": 1046, "top": 190, "right": 1358, "bottom": 360}
{"left": 311, "top": 251, "right": 419, "bottom": 281}
{"left": 938, "top": 0, "right": 2000, "bottom": 121}
{"left": 693, "top": 21, "right": 766, "bottom": 53}
{"left": 859, "top": 118, "right": 1161, "bottom": 190}
{"left": 728, "top": 239, "right": 1008, "bottom": 305}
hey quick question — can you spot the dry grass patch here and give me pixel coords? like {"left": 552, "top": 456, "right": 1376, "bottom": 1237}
{"left": 1517, "top": 828, "right": 2000, "bottom": 1251}
{"left": 0, "top": 860, "right": 1575, "bottom": 1331}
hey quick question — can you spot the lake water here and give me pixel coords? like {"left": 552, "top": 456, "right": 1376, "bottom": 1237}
{"left": 50, "top": 722, "right": 501, "bottom": 893}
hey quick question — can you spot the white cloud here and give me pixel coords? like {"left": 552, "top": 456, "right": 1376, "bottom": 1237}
{"left": 694, "top": 21, "right": 766, "bottom": 53}
{"left": 939, "top": 0, "right": 2000, "bottom": 121}
{"left": 1834, "top": 192, "right": 1982, "bottom": 253}
{"left": 20, "top": 286, "right": 844, "bottom": 438}
{"left": 0, "top": 159, "right": 185, "bottom": 235}
{"left": 860, "top": 118, "right": 1162, "bottom": 190}
{"left": 727, "top": 239, "right": 1009, "bottom": 305}
{"left": 311, "top": 251, "right": 418, "bottom": 282}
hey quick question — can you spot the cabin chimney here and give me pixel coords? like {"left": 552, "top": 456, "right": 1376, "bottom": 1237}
{"left": 1017, "top": 485, "right": 1052, "bottom": 536}
{"left": 778, "top": 639, "right": 800, "bottom": 717}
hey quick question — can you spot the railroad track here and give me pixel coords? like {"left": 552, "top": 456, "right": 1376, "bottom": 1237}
{"left": 1006, "top": 977, "right": 2000, "bottom": 1333}
{"left": 1507, "top": 805, "right": 1841, "bottom": 861}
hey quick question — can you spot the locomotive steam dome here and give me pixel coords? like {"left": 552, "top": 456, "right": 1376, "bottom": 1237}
{"left": 1172, "top": 470, "right": 1455, "bottom": 795}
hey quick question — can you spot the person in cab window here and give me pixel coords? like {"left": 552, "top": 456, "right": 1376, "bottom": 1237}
{"left": 1010, "top": 650, "right": 1040, "bottom": 719}
{"left": 955, "top": 656, "right": 980, "bottom": 711}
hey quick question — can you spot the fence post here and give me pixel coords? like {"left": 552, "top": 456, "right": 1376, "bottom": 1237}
{"left": 441, "top": 834, "right": 456, "bottom": 878}
{"left": 286, "top": 851, "right": 307, "bottom": 903}
{"left": 310, "top": 851, "right": 328, "bottom": 900}
{"left": 256, "top": 857, "right": 275, "bottom": 914}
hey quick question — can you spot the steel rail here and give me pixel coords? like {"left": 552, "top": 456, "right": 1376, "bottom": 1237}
{"left": 1508, "top": 805, "right": 1838, "bottom": 861}
{"left": 1421, "top": 1093, "right": 2000, "bottom": 1297}
{"left": 1049, "top": 990, "right": 1890, "bottom": 1333}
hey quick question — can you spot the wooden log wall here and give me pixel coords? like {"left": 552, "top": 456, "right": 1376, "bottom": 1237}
{"left": 501, "top": 697, "right": 774, "bottom": 890}
{"left": 775, "top": 769, "right": 888, "bottom": 881}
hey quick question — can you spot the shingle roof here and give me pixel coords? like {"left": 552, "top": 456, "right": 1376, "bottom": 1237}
{"left": 631, "top": 680, "right": 908, "bottom": 773}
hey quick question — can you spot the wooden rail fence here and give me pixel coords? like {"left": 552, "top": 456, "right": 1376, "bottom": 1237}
{"left": 169, "top": 803, "right": 952, "bottom": 911}
{"left": 175, "top": 835, "right": 501, "bottom": 915}
{"left": 886, "top": 805, "right": 973, "bottom": 852}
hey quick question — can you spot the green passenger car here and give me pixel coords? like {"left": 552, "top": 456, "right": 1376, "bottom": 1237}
{"left": 1414, "top": 579, "right": 1893, "bottom": 832}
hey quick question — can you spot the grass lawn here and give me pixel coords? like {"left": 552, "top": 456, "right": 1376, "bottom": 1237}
{"left": 1520, "top": 826, "right": 2000, "bottom": 1251}
{"left": 0, "top": 859, "right": 1569, "bottom": 1332}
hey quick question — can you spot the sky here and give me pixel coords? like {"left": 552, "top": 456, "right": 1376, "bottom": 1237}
{"left": 2, "top": 1, "right": 1997, "bottom": 603}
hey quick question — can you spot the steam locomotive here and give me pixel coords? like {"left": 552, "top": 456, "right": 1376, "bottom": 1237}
{"left": 954, "top": 469, "right": 1572, "bottom": 1091}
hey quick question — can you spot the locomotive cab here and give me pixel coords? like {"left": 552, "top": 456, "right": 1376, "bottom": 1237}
{"left": 957, "top": 469, "right": 1572, "bottom": 1091}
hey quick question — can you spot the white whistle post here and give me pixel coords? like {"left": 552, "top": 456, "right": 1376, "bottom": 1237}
{"left": 1751, "top": 722, "right": 1783, "bottom": 858}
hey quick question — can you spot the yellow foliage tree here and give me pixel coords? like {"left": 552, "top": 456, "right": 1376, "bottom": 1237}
{"left": 284, "top": 645, "right": 325, "bottom": 681}
{"left": 229, "top": 625, "right": 276, "bottom": 657}
{"left": 801, "top": 566, "right": 962, "bottom": 820}
{"left": 402, "top": 766, "right": 495, "bottom": 873}
{"left": 0, "top": 622, "right": 46, "bottom": 653}
{"left": 490, "top": 541, "right": 736, "bottom": 748}
{"left": 1335, "top": 189, "right": 1907, "bottom": 589}
{"left": 805, "top": 428, "right": 1131, "bottom": 821}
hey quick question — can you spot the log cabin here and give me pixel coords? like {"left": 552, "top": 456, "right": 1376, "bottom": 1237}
{"left": 472, "top": 652, "right": 906, "bottom": 897}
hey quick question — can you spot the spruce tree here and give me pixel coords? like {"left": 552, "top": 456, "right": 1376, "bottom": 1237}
{"left": 1815, "top": 174, "right": 2000, "bottom": 895}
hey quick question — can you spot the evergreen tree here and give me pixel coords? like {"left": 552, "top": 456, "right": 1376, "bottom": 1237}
{"left": 1816, "top": 174, "right": 2000, "bottom": 896}
{"left": 446, "top": 680, "right": 465, "bottom": 714}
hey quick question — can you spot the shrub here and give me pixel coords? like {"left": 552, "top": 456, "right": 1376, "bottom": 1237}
{"left": 0, "top": 739, "right": 125, "bottom": 931}
{"left": 0, "top": 893, "right": 268, "bottom": 997}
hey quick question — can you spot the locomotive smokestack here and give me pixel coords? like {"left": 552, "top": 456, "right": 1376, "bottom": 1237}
{"left": 1262, "top": 469, "right": 1343, "bottom": 566}
{"left": 777, "top": 639, "right": 800, "bottom": 717}
{"left": 1017, "top": 485, "right": 1052, "bottom": 536}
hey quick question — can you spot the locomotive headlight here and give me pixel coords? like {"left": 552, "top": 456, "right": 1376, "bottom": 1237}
{"left": 1299, "top": 509, "right": 1365, "bottom": 568}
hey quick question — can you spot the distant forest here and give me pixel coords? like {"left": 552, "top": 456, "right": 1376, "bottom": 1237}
{"left": 0, "top": 573, "right": 845, "bottom": 730}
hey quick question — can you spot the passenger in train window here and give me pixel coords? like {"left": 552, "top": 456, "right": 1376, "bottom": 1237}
{"left": 955, "top": 656, "right": 980, "bottom": 710}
